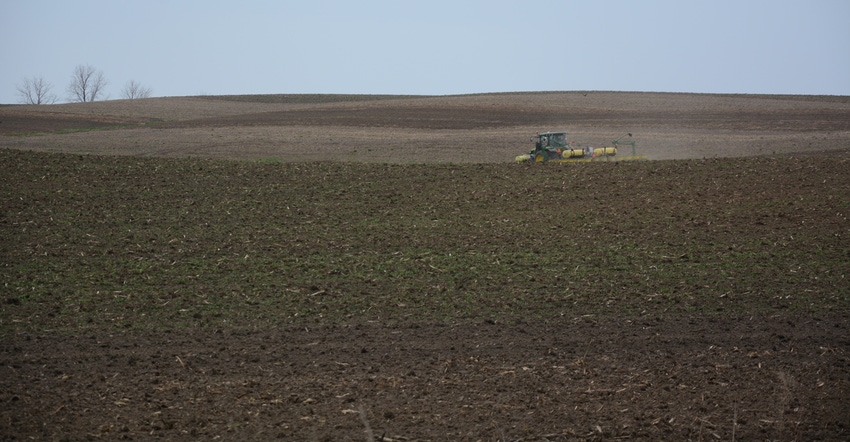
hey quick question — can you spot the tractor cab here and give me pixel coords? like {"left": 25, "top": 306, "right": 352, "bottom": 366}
{"left": 537, "top": 131, "right": 568, "bottom": 149}
{"left": 529, "top": 131, "right": 572, "bottom": 162}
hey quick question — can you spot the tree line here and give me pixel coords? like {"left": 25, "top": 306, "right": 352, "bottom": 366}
{"left": 16, "top": 64, "right": 152, "bottom": 105}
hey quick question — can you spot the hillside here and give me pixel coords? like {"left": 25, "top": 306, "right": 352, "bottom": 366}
{"left": 2, "top": 91, "right": 849, "bottom": 161}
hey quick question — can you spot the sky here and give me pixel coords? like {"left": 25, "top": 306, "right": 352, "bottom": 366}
{"left": 2, "top": 0, "right": 849, "bottom": 104}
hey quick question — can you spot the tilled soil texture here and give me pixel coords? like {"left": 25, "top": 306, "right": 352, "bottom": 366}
{"left": 3, "top": 315, "right": 849, "bottom": 441}
{"left": 1, "top": 147, "right": 849, "bottom": 440}
{"left": 2, "top": 92, "right": 850, "bottom": 440}
{"left": 2, "top": 92, "right": 850, "bottom": 161}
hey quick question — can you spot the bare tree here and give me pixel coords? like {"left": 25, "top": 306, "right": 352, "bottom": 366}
{"left": 16, "top": 76, "right": 58, "bottom": 105}
{"left": 121, "top": 80, "right": 152, "bottom": 99}
{"left": 67, "top": 64, "right": 108, "bottom": 102}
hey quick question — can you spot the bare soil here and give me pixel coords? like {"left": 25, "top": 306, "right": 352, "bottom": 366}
{"left": 1, "top": 92, "right": 849, "bottom": 441}
{"left": 4, "top": 315, "right": 849, "bottom": 441}
{"left": 2, "top": 92, "right": 849, "bottom": 161}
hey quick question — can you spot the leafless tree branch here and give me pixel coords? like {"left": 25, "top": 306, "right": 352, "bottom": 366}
{"left": 121, "top": 79, "right": 153, "bottom": 99}
{"left": 67, "top": 64, "right": 108, "bottom": 102}
{"left": 16, "top": 76, "right": 58, "bottom": 105}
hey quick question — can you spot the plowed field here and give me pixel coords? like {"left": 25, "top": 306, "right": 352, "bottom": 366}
{"left": 1, "top": 92, "right": 849, "bottom": 440}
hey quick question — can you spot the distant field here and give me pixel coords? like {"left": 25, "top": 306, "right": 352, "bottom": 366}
{"left": 1, "top": 92, "right": 849, "bottom": 440}
{"left": 2, "top": 91, "right": 849, "bottom": 161}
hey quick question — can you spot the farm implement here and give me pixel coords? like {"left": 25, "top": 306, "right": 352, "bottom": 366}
{"left": 515, "top": 132, "right": 648, "bottom": 163}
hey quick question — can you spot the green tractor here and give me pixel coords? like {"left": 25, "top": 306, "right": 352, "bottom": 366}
{"left": 515, "top": 132, "right": 646, "bottom": 163}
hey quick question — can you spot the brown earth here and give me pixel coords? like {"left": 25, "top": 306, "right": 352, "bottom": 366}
{"left": 1, "top": 92, "right": 849, "bottom": 441}
{"left": 2, "top": 92, "right": 849, "bottom": 161}
{"left": 4, "top": 315, "right": 849, "bottom": 441}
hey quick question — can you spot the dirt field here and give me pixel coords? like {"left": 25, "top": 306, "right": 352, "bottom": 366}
{"left": 1, "top": 92, "right": 849, "bottom": 441}
{"left": 2, "top": 92, "right": 850, "bottom": 162}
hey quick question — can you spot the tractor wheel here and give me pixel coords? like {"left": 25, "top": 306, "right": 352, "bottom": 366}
{"left": 535, "top": 154, "right": 544, "bottom": 163}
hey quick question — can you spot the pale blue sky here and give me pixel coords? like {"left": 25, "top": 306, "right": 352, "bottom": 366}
{"left": 2, "top": 0, "right": 849, "bottom": 103}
